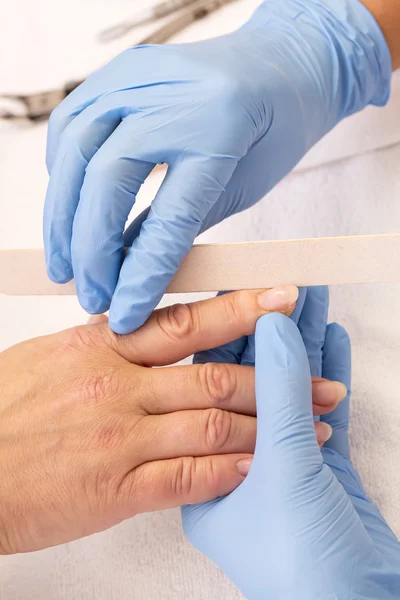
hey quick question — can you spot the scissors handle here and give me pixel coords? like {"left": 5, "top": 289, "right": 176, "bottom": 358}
{"left": 99, "top": 0, "right": 200, "bottom": 43}
{"left": 0, "top": 81, "right": 81, "bottom": 121}
{"left": 1, "top": 0, "right": 236, "bottom": 121}
{"left": 154, "top": 0, "right": 203, "bottom": 19}
{"left": 141, "top": 0, "right": 235, "bottom": 44}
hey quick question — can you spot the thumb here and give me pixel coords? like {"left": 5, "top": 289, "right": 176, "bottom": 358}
{"left": 253, "top": 313, "right": 323, "bottom": 479}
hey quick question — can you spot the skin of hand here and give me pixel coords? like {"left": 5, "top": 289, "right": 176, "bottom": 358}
{"left": 0, "top": 286, "right": 346, "bottom": 555}
{"left": 43, "top": 0, "right": 392, "bottom": 334}
{"left": 361, "top": 0, "right": 400, "bottom": 69}
{"left": 183, "top": 287, "right": 400, "bottom": 599}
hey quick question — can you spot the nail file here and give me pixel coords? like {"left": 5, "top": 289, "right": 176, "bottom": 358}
{"left": 0, "top": 234, "right": 399, "bottom": 296}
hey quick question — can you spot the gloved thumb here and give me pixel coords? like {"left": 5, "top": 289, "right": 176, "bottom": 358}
{"left": 252, "top": 313, "right": 323, "bottom": 481}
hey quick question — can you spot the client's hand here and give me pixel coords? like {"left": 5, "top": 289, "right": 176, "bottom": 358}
{"left": 183, "top": 288, "right": 400, "bottom": 599}
{"left": 0, "top": 285, "right": 338, "bottom": 555}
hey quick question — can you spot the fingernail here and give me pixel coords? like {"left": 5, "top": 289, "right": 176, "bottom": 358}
{"left": 236, "top": 457, "right": 253, "bottom": 476}
{"left": 257, "top": 286, "right": 299, "bottom": 311}
{"left": 87, "top": 314, "right": 106, "bottom": 325}
{"left": 317, "top": 423, "right": 333, "bottom": 445}
{"left": 313, "top": 381, "right": 347, "bottom": 406}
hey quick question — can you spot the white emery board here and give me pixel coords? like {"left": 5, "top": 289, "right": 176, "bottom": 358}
{"left": 0, "top": 234, "right": 399, "bottom": 296}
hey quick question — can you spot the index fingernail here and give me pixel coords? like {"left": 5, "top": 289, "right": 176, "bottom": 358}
{"left": 313, "top": 381, "right": 347, "bottom": 406}
{"left": 236, "top": 457, "right": 253, "bottom": 476}
{"left": 257, "top": 286, "right": 299, "bottom": 311}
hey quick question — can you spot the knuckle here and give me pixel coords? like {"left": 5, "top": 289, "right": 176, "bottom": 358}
{"left": 198, "top": 363, "right": 236, "bottom": 408}
{"left": 113, "top": 469, "right": 141, "bottom": 514}
{"left": 171, "top": 457, "right": 197, "bottom": 498}
{"left": 60, "top": 326, "right": 105, "bottom": 353}
{"left": 88, "top": 370, "right": 120, "bottom": 403}
{"left": 58, "top": 120, "right": 83, "bottom": 153}
{"left": 203, "top": 408, "right": 233, "bottom": 451}
{"left": 91, "top": 419, "right": 124, "bottom": 451}
{"left": 222, "top": 290, "right": 251, "bottom": 329}
{"left": 48, "top": 103, "right": 65, "bottom": 133}
{"left": 75, "top": 368, "right": 124, "bottom": 407}
{"left": 157, "top": 303, "right": 196, "bottom": 342}
{"left": 203, "top": 456, "right": 218, "bottom": 492}
{"left": 82, "top": 463, "right": 125, "bottom": 513}
{"left": 83, "top": 467, "right": 111, "bottom": 508}
{"left": 85, "top": 152, "right": 123, "bottom": 186}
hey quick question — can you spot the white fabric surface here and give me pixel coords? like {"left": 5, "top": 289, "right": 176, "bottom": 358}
{"left": 0, "top": 1, "right": 399, "bottom": 599}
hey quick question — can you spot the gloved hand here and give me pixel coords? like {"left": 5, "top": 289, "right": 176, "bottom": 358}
{"left": 44, "top": 0, "right": 391, "bottom": 333}
{"left": 183, "top": 287, "right": 400, "bottom": 599}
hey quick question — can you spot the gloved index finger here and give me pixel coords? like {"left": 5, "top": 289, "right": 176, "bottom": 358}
{"left": 320, "top": 323, "right": 352, "bottom": 459}
{"left": 297, "top": 286, "right": 329, "bottom": 377}
{"left": 109, "top": 154, "right": 241, "bottom": 334}
{"left": 193, "top": 293, "right": 247, "bottom": 366}
{"left": 69, "top": 113, "right": 156, "bottom": 315}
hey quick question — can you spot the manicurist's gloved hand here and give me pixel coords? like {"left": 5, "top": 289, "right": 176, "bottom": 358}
{"left": 44, "top": 0, "right": 391, "bottom": 334}
{"left": 182, "top": 288, "right": 400, "bottom": 599}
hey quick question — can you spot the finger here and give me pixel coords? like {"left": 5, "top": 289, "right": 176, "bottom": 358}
{"left": 193, "top": 292, "right": 246, "bottom": 367}
{"left": 118, "top": 284, "right": 307, "bottom": 370}
{"left": 138, "top": 410, "right": 256, "bottom": 463}
{"left": 119, "top": 453, "right": 252, "bottom": 514}
{"left": 112, "top": 286, "right": 299, "bottom": 366}
{"left": 311, "top": 377, "right": 347, "bottom": 416}
{"left": 142, "top": 364, "right": 347, "bottom": 418}
{"left": 315, "top": 421, "right": 334, "bottom": 447}
{"left": 46, "top": 82, "right": 98, "bottom": 173}
{"left": 45, "top": 48, "right": 151, "bottom": 171}
{"left": 87, "top": 314, "right": 108, "bottom": 325}
{"left": 253, "top": 313, "right": 323, "bottom": 480}
{"left": 193, "top": 336, "right": 247, "bottom": 366}
{"left": 70, "top": 116, "right": 156, "bottom": 314}
{"left": 297, "top": 286, "right": 329, "bottom": 377}
{"left": 239, "top": 335, "right": 255, "bottom": 367}
{"left": 123, "top": 206, "right": 150, "bottom": 247}
{"left": 108, "top": 152, "right": 244, "bottom": 334}
{"left": 239, "top": 287, "right": 308, "bottom": 367}
{"left": 145, "top": 364, "right": 256, "bottom": 416}
{"left": 288, "top": 286, "right": 308, "bottom": 325}
{"left": 320, "top": 323, "right": 352, "bottom": 459}
{"left": 44, "top": 97, "right": 127, "bottom": 284}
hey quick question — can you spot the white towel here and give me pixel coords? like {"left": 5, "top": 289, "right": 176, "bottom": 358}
{"left": 1, "top": 1, "right": 399, "bottom": 598}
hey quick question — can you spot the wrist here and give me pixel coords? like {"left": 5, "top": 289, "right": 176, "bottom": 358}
{"left": 359, "top": 0, "right": 400, "bottom": 70}
{"left": 242, "top": 0, "right": 392, "bottom": 138}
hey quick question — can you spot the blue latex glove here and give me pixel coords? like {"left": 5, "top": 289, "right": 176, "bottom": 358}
{"left": 43, "top": 0, "right": 391, "bottom": 334}
{"left": 183, "top": 290, "right": 400, "bottom": 599}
